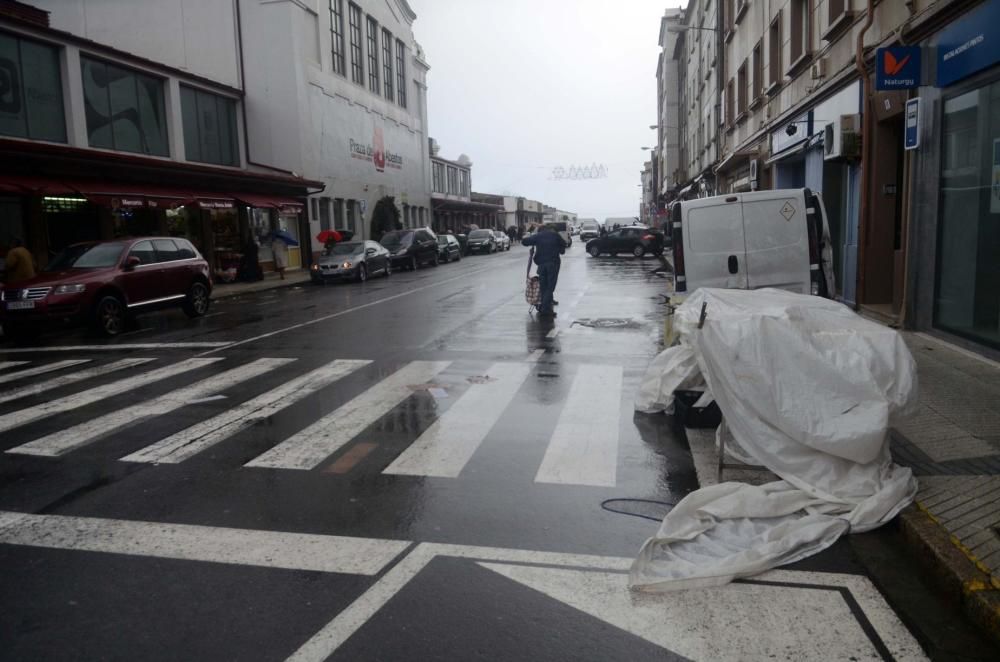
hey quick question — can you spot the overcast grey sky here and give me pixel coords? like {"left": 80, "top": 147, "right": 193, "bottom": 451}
{"left": 409, "top": 0, "right": 680, "bottom": 221}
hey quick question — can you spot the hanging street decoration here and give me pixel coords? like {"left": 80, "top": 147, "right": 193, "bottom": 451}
{"left": 550, "top": 164, "right": 609, "bottom": 180}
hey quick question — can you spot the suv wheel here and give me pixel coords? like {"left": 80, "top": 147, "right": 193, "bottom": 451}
{"left": 632, "top": 245, "right": 646, "bottom": 258}
{"left": 588, "top": 245, "right": 601, "bottom": 257}
{"left": 94, "top": 295, "right": 126, "bottom": 336}
{"left": 357, "top": 264, "right": 368, "bottom": 282}
{"left": 183, "top": 282, "right": 210, "bottom": 318}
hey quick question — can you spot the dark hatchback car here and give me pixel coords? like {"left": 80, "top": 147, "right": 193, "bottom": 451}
{"left": 380, "top": 228, "right": 440, "bottom": 270}
{"left": 466, "top": 229, "right": 497, "bottom": 254}
{"left": 1, "top": 237, "right": 212, "bottom": 340}
{"left": 586, "top": 226, "right": 665, "bottom": 257}
{"left": 437, "top": 234, "right": 462, "bottom": 263}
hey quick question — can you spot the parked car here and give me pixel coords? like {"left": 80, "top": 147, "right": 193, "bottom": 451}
{"left": 466, "top": 229, "right": 497, "bottom": 254}
{"left": 380, "top": 228, "right": 439, "bottom": 270}
{"left": 493, "top": 230, "right": 511, "bottom": 251}
{"left": 586, "top": 226, "right": 665, "bottom": 258}
{"left": 579, "top": 220, "right": 601, "bottom": 241}
{"left": 437, "top": 234, "right": 462, "bottom": 262}
{"left": 668, "top": 188, "right": 833, "bottom": 298}
{"left": 311, "top": 240, "right": 390, "bottom": 283}
{"left": 1, "top": 237, "right": 212, "bottom": 340}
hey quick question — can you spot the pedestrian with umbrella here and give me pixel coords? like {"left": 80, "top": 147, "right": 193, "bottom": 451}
{"left": 268, "top": 229, "right": 299, "bottom": 280}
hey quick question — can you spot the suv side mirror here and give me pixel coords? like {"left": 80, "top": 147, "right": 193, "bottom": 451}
{"left": 124, "top": 256, "right": 141, "bottom": 270}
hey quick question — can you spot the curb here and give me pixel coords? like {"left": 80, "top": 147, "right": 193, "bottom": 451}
{"left": 211, "top": 276, "right": 312, "bottom": 301}
{"left": 897, "top": 503, "right": 1000, "bottom": 645}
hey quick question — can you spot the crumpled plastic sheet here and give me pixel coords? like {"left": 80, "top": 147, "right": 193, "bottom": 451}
{"left": 630, "top": 288, "right": 918, "bottom": 591}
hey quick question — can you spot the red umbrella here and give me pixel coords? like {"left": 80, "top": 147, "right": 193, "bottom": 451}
{"left": 316, "top": 229, "right": 343, "bottom": 244}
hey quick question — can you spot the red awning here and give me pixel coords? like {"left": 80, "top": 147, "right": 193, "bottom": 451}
{"left": 231, "top": 192, "right": 304, "bottom": 213}
{"left": 66, "top": 181, "right": 195, "bottom": 209}
{"left": 0, "top": 174, "right": 76, "bottom": 195}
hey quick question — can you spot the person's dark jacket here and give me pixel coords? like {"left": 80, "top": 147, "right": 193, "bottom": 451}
{"left": 522, "top": 230, "right": 565, "bottom": 266}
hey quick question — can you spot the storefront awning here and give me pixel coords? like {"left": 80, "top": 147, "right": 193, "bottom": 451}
{"left": 0, "top": 174, "right": 75, "bottom": 196}
{"left": 231, "top": 192, "right": 304, "bottom": 214}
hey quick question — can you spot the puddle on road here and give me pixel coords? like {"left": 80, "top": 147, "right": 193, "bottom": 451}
{"left": 572, "top": 318, "right": 641, "bottom": 329}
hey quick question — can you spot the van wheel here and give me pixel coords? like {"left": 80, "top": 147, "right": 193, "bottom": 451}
{"left": 183, "top": 282, "right": 210, "bottom": 318}
{"left": 632, "top": 245, "right": 646, "bottom": 258}
{"left": 588, "top": 245, "right": 601, "bottom": 257}
{"left": 94, "top": 295, "right": 126, "bottom": 336}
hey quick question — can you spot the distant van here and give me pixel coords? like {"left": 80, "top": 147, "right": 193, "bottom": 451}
{"left": 669, "top": 188, "right": 834, "bottom": 298}
{"left": 579, "top": 220, "right": 601, "bottom": 241}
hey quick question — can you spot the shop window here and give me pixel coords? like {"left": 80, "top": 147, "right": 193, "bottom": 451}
{"left": 81, "top": 56, "right": 168, "bottom": 156}
{"left": 0, "top": 32, "right": 66, "bottom": 142}
{"left": 934, "top": 82, "right": 1000, "bottom": 349}
{"left": 180, "top": 85, "right": 239, "bottom": 166}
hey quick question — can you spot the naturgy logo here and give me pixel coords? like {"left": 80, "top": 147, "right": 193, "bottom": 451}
{"left": 884, "top": 50, "right": 911, "bottom": 76}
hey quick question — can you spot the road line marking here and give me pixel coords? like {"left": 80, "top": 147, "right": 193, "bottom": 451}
{"left": 246, "top": 361, "right": 451, "bottom": 471}
{"left": 535, "top": 364, "right": 623, "bottom": 487}
{"left": 121, "top": 359, "right": 371, "bottom": 464}
{"left": 0, "top": 511, "right": 409, "bottom": 576}
{"left": 199, "top": 265, "right": 499, "bottom": 355}
{"left": 546, "top": 327, "right": 559, "bottom": 338}
{"left": 0, "top": 359, "right": 91, "bottom": 385}
{"left": 0, "top": 342, "right": 232, "bottom": 353}
{"left": 0, "top": 358, "right": 221, "bottom": 435}
{"left": 0, "top": 361, "right": 30, "bottom": 371}
{"left": 0, "top": 358, "right": 156, "bottom": 405}
{"left": 384, "top": 362, "right": 531, "bottom": 478}
{"left": 324, "top": 442, "right": 378, "bottom": 474}
{"left": 527, "top": 349, "right": 545, "bottom": 362}
{"left": 6, "top": 359, "right": 291, "bottom": 457}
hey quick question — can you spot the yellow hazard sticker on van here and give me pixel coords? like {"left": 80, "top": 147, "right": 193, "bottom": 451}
{"left": 780, "top": 201, "right": 796, "bottom": 220}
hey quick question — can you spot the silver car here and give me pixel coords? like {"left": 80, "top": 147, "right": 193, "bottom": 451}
{"left": 311, "top": 240, "right": 391, "bottom": 283}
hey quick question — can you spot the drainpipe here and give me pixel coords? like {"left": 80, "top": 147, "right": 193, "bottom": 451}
{"left": 854, "top": 0, "right": 876, "bottom": 308}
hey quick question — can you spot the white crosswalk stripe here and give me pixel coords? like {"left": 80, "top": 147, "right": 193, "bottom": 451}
{"left": 0, "top": 358, "right": 156, "bottom": 405}
{"left": 6, "top": 359, "right": 293, "bottom": 458}
{"left": 0, "top": 359, "right": 91, "bottom": 385}
{"left": 0, "top": 358, "right": 222, "bottom": 435}
{"left": 535, "top": 364, "right": 623, "bottom": 487}
{"left": 384, "top": 362, "right": 531, "bottom": 478}
{"left": 0, "top": 361, "right": 29, "bottom": 371}
{"left": 121, "top": 359, "right": 371, "bottom": 464}
{"left": 246, "top": 360, "right": 451, "bottom": 471}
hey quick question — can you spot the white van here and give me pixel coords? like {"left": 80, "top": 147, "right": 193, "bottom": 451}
{"left": 669, "top": 188, "right": 834, "bottom": 298}
{"left": 579, "top": 220, "right": 601, "bottom": 241}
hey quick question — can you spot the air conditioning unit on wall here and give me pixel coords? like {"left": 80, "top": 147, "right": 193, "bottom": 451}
{"left": 824, "top": 114, "right": 862, "bottom": 161}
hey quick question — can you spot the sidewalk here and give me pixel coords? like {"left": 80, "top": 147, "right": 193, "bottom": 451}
{"left": 684, "top": 330, "right": 1000, "bottom": 642}
{"left": 211, "top": 269, "right": 312, "bottom": 299}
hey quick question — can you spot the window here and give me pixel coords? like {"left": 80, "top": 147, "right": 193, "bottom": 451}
{"left": 176, "top": 239, "right": 197, "bottom": 259}
{"left": 180, "top": 85, "right": 239, "bottom": 166}
{"left": 459, "top": 170, "right": 470, "bottom": 197}
{"left": 152, "top": 239, "right": 180, "bottom": 262}
{"left": 447, "top": 166, "right": 458, "bottom": 195}
{"left": 737, "top": 60, "right": 747, "bottom": 118}
{"left": 128, "top": 240, "right": 156, "bottom": 265}
{"left": 346, "top": 199, "right": 356, "bottom": 232}
{"left": 790, "top": 0, "right": 810, "bottom": 67}
{"left": 396, "top": 39, "right": 407, "bottom": 108}
{"left": 319, "top": 197, "right": 331, "bottom": 230}
{"left": 382, "top": 29, "right": 394, "bottom": 101}
{"left": 725, "top": 78, "right": 735, "bottom": 128}
{"left": 828, "top": 0, "right": 850, "bottom": 29}
{"left": 751, "top": 40, "right": 763, "bottom": 104}
{"left": 334, "top": 198, "right": 344, "bottom": 228}
{"left": 81, "top": 56, "right": 168, "bottom": 156}
{"left": 432, "top": 162, "right": 445, "bottom": 193}
{"left": 0, "top": 32, "right": 66, "bottom": 142}
{"left": 330, "top": 0, "right": 346, "bottom": 76}
{"left": 725, "top": 0, "right": 734, "bottom": 34}
{"left": 348, "top": 3, "right": 363, "bottom": 84}
{"left": 366, "top": 16, "right": 379, "bottom": 94}
{"left": 768, "top": 12, "right": 782, "bottom": 89}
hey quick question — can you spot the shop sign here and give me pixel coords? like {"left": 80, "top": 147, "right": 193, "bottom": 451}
{"left": 904, "top": 98, "right": 920, "bottom": 150}
{"left": 198, "top": 199, "right": 235, "bottom": 210}
{"left": 936, "top": 0, "right": 1000, "bottom": 87}
{"left": 349, "top": 125, "right": 405, "bottom": 172}
{"left": 112, "top": 197, "right": 144, "bottom": 209}
{"left": 876, "top": 46, "right": 921, "bottom": 90}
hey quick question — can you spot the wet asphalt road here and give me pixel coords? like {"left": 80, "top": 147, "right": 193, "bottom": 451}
{"left": 0, "top": 243, "right": 995, "bottom": 661}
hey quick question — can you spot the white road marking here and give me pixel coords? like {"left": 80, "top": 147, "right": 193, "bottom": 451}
{"left": 200, "top": 265, "right": 499, "bottom": 355}
{"left": 384, "top": 362, "right": 531, "bottom": 478}
{"left": 535, "top": 364, "right": 623, "bottom": 487}
{"left": 122, "top": 359, "right": 371, "bottom": 464}
{"left": 527, "top": 349, "right": 546, "bottom": 362}
{"left": 0, "top": 342, "right": 231, "bottom": 353}
{"left": 0, "top": 511, "right": 408, "bottom": 576}
{"left": 246, "top": 361, "right": 451, "bottom": 470}
{"left": 0, "top": 359, "right": 91, "bottom": 385}
{"left": 0, "top": 358, "right": 156, "bottom": 405}
{"left": 0, "top": 358, "right": 221, "bottom": 435}
{"left": 0, "top": 361, "right": 29, "bottom": 371}
{"left": 7, "top": 359, "right": 291, "bottom": 457}
{"left": 546, "top": 327, "right": 559, "bottom": 338}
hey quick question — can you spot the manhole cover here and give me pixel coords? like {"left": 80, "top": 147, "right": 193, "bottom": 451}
{"left": 573, "top": 318, "right": 639, "bottom": 329}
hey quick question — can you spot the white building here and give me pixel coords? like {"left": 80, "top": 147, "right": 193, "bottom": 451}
{"left": 655, "top": 8, "right": 683, "bottom": 199}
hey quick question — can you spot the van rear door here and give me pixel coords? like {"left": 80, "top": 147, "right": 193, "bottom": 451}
{"left": 682, "top": 195, "right": 748, "bottom": 290}
{"left": 740, "top": 190, "right": 811, "bottom": 294}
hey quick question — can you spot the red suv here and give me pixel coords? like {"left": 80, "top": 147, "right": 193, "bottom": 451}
{"left": 1, "top": 237, "right": 212, "bottom": 340}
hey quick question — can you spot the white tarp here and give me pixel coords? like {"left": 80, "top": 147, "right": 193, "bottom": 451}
{"left": 630, "top": 288, "right": 918, "bottom": 591}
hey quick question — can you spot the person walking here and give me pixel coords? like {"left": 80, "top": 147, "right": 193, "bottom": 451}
{"left": 271, "top": 235, "right": 288, "bottom": 280}
{"left": 3, "top": 238, "right": 36, "bottom": 284}
{"left": 521, "top": 224, "right": 564, "bottom": 317}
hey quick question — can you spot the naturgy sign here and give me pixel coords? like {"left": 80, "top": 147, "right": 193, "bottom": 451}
{"left": 875, "top": 46, "right": 920, "bottom": 90}
{"left": 937, "top": 0, "right": 1000, "bottom": 87}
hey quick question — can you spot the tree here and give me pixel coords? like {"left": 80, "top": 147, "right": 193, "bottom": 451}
{"left": 370, "top": 196, "right": 401, "bottom": 241}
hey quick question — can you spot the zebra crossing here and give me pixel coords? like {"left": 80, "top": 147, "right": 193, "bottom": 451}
{"left": 0, "top": 354, "right": 627, "bottom": 487}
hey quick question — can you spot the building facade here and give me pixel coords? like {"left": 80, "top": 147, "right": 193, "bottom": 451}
{"left": 656, "top": 8, "right": 683, "bottom": 199}
{"left": 429, "top": 147, "right": 501, "bottom": 231}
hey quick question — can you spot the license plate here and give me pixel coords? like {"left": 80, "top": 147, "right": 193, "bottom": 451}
{"left": 6, "top": 301, "right": 35, "bottom": 310}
